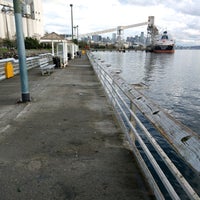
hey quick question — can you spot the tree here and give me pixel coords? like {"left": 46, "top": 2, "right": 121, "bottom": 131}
{"left": 25, "top": 37, "right": 41, "bottom": 49}
{"left": 2, "top": 38, "right": 16, "bottom": 49}
{"left": 72, "top": 39, "right": 78, "bottom": 45}
{"left": 78, "top": 41, "right": 88, "bottom": 49}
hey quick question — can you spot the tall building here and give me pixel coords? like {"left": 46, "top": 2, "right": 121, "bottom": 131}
{"left": 112, "top": 33, "right": 116, "bottom": 43}
{"left": 0, "top": 0, "right": 44, "bottom": 40}
{"left": 139, "top": 32, "right": 145, "bottom": 44}
{"left": 92, "top": 35, "right": 101, "bottom": 43}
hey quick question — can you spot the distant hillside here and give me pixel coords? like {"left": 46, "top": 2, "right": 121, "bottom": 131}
{"left": 176, "top": 46, "right": 200, "bottom": 49}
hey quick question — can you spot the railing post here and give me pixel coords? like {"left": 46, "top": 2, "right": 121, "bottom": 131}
{"left": 111, "top": 79, "right": 115, "bottom": 106}
{"left": 129, "top": 102, "right": 136, "bottom": 142}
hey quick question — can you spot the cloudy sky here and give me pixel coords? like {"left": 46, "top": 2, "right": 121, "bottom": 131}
{"left": 42, "top": 0, "right": 200, "bottom": 46}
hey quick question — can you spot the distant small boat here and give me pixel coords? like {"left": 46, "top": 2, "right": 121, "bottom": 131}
{"left": 153, "top": 31, "right": 175, "bottom": 53}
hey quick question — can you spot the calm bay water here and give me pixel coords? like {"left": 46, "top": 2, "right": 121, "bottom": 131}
{"left": 93, "top": 49, "right": 200, "bottom": 198}
{"left": 93, "top": 50, "right": 200, "bottom": 134}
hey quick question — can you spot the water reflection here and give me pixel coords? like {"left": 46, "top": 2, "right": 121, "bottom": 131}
{"left": 93, "top": 50, "right": 200, "bottom": 134}
{"left": 143, "top": 53, "right": 156, "bottom": 82}
{"left": 143, "top": 53, "right": 174, "bottom": 84}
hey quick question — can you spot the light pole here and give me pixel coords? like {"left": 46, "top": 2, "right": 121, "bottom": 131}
{"left": 13, "top": 0, "right": 30, "bottom": 102}
{"left": 73, "top": 25, "right": 78, "bottom": 40}
{"left": 70, "top": 4, "right": 73, "bottom": 40}
{"left": 76, "top": 25, "right": 79, "bottom": 40}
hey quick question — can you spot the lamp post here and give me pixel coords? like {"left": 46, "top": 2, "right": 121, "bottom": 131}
{"left": 70, "top": 4, "right": 73, "bottom": 40}
{"left": 76, "top": 25, "right": 79, "bottom": 40}
{"left": 73, "top": 25, "right": 78, "bottom": 40}
{"left": 13, "top": 0, "right": 30, "bottom": 102}
{"left": 73, "top": 26, "right": 76, "bottom": 39}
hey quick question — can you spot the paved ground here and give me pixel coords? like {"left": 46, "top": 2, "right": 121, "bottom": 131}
{"left": 0, "top": 55, "right": 155, "bottom": 200}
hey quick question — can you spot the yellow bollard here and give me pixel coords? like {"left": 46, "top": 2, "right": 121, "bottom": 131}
{"left": 81, "top": 50, "right": 86, "bottom": 55}
{"left": 5, "top": 62, "right": 14, "bottom": 79}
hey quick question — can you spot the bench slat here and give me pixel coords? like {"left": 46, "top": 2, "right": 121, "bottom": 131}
{"left": 39, "top": 57, "right": 55, "bottom": 75}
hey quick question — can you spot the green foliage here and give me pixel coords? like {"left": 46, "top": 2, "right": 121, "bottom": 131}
{"left": 25, "top": 37, "right": 41, "bottom": 49}
{"left": 72, "top": 39, "right": 78, "bottom": 45}
{"left": 1, "top": 38, "right": 16, "bottom": 49}
{"left": 0, "top": 36, "right": 52, "bottom": 59}
{"left": 40, "top": 42, "right": 51, "bottom": 49}
{"left": 78, "top": 41, "right": 88, "bottom": 49}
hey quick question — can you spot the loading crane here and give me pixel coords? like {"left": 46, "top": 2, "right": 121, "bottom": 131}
{"left": 79, "top": 16, "right": 156, "bottom": 49}
{"left": 79, "top": 21, "right": 148, "bottom": 37}
{"left": 146, "top": 16, "right": 159, "bottom": 50}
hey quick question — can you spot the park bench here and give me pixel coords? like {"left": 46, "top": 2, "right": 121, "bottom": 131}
{"left": 39, "top": 57, "right": 55, "bottom": 75}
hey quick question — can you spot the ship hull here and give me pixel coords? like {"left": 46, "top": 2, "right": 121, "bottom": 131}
{"left": 153, "top": 45, "right": 175, "bottom": 53}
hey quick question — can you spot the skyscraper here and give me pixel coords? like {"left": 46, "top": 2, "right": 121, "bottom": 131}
{"left": 112, "top": 33, "right": 116, "bottom": 43}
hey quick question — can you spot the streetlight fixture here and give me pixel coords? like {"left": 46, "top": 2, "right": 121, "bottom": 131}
{"left": 70, "top": 4, "right": 73, "bottom": 40}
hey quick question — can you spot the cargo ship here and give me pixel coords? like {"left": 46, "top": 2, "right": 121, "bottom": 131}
{"left": 153, "top": 31, "right": 175, "bottom": 53}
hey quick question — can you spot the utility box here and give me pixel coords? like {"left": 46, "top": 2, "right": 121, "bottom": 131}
{"left": 5, "top": 62, "right": 14, "bottom": 79}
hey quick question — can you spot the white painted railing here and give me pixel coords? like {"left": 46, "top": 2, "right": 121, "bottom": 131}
{"left": 88, "top": 51, "right": 200, "bottom": 200}
{"left": 0, "top": 53, "right": 53, "bottom": 80}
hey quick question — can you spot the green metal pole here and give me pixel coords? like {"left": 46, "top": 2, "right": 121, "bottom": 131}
{"left": 13, "top": 0, "right": 30, "bottom": 102}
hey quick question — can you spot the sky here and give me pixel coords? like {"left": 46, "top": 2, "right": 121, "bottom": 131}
{"left": 42, "top": 0, "right": 200, "bottom": 46}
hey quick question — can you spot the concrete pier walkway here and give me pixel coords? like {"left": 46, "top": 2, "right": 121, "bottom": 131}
{"left": 0, "top": 55, "right": 155, "bottom": 200}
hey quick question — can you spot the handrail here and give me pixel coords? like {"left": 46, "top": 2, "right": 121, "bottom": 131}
{"left": 0, "top": 53, "right": 53, "bottom": 80}
{"left": 87, "top": 51, "right": 200, "bottom": 200}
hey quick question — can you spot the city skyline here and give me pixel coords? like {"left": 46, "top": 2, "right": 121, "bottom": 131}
{"left": 84, "top": 32, "right": 146, "bottom": 45}
{"left": 0, "top": 0, "right": 200, "bottom": 46}
{"left": 42, "top": 0, "right": 200, "bottom": 46}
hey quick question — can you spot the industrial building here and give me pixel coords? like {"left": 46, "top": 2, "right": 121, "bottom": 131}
{"left": 0, "top": 0, "right": 44, "bottom": 40}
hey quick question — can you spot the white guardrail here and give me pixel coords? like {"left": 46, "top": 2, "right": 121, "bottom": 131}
{"left": 87, "top": 51, "right": 200, "bottom": 200}
{"left": 0, "top": 53, "right": 53, "bottom": 81}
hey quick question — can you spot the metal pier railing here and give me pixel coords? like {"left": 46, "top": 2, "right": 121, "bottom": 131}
{"left": 88, "top": 51, "right": 200, "bottom": 200}
{"left": 0, "top": 53, "right": 53, "bottom": 81}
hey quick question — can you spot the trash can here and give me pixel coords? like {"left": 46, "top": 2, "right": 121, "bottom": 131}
{"left": 67, "top": 53, "right": 72, "bottom": 60}
{"left": 53, "top": 56, "right": 61, "bottom": 68}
